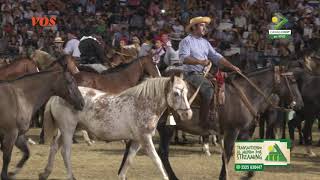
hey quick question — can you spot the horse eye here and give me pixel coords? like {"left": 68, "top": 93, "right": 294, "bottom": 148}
{"left": 174, "top": 92, "right": 179, "bottom": 97}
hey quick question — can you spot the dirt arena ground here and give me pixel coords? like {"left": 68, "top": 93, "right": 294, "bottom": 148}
{"left": 2, "top": 128, "right": 320, "bottom": 180}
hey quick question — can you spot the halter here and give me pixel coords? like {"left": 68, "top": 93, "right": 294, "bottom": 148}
{"left": 173, "top": 86, "right": 192, "bottom": 112}
{"left": 164, "top": 81, "right": 191, "bottom": 112}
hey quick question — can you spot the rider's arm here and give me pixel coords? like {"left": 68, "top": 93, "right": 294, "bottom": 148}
{"left": 207, "top": 41, "right": 241, "bottom": 73}
{"left": 219, "top": 57, "right": 241, "bottom": 73}
{"left": 179, "top": 38, "right": 205, "bottom": 65}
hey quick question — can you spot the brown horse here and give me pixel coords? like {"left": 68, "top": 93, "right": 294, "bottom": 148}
{"left": 75, "top": 55, "right": 161, "bottom": 94}
{"left": 31, "top": 50, "right": 160, "bottom": 94}
{"left": 0, "top": 56, "right": 84, "bottom": 180}
{"left": 0, "top": 58, "right": 39, "bottom": 80}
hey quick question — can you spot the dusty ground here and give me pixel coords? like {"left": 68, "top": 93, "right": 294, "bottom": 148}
{"left": 1, "top": 128, "right": 320, "bottom": 180}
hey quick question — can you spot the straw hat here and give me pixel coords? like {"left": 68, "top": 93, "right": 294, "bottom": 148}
{"left": 54, "top": 37, "right": 64, "bottom": 43}
{"left": 186, "top": 16, "right": 211, "bottom": 32}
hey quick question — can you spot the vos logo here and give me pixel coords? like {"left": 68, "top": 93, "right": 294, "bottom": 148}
{"left": 32, "top": 17, "right": 56, "bottom": 27}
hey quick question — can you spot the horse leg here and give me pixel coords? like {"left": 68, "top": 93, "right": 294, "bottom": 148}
{"left": 181, "top": 131, "right": 187, "bottom": 143}
{"left": 118, "top": 140, "right": 141, "bottom": 180}
{"left": 303, "top": 118, "right": 316, "bottom": 157}
{"left": 219, "top": 128, "right": 239, "bottom": 180}
{"left": 297, "top": 122, "right": 304, "bottom": 145}
{"left": 288, "top": 116, "right": 299, "bottom": 149}
{"left": 1, "top": 130, "right": 18, "bottom": 180}
{"left": 157, "top": 122, "right": 177, "bottom": 180}
{"left": 202, "top": 135, "right": 211, "bottom": 156}
{"left": 259, "top": 116, "right": 265, "bottom": 139}
{"left": 277, "top": 112, "right": 289, "bottom": 139}
{"left": 39, "top": 127, "right": 45, "bottom": 144}
{"left": 174, "top": 128, "right": 179, "bottom": 144}
{"left": 60, "top": 130, "right": 77, "bottom": 180}
{"left": 9, "top": 135, "right": 30, "bottom": 177}
{"left": 82, "top": 130, "right": 94, "bottom": 146}
{"left": 142, "top": 134, "right": 169, "bottom": 180}
{"left": 239, "top": 129, "right": 256, "bottom": 179}
{"left": 39, "top": 131, "right": 63, "bottom": 180}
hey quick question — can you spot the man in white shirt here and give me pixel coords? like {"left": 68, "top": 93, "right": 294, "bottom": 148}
{"left": 64, "top": 30, "right": 81, "bottom": 60}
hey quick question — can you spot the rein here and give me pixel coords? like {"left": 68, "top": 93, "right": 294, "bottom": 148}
{"left": 188, "top": 62, "right": 212, "bottom": 104}
{"left": 232, "top": 70, "right": 294, "bottom": 121}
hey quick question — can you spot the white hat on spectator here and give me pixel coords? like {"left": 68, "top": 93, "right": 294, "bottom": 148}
{"left": 54, "top": 37, "right": 64, "bottom": 43}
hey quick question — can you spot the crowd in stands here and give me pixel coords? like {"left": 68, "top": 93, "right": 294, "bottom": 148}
{"left": 0, "top": 0, "right": 319, "bottom": 69}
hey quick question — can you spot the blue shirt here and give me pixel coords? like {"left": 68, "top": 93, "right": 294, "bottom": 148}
{"left": 179, "top": 35, "right": 223, "bottom": 73}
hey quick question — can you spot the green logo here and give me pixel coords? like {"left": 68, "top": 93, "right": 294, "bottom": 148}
{"left": 272, "top": 13, "right": 288, "bottom": 30}
{"left": 234, "top": 139, "right": 290, "bottom": 171}
{"left": 265, "top": 144, "right": 287, "bottom": 162}
{"left": 269, "top": 13, "right": 291, "bottom": 39}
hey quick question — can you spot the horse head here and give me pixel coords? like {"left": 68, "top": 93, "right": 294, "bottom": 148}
{"left": 166, "top": 74, "right": 192, "bottom": 121}
{"left": 140, "top": 55, "right": 161, "bottom": 77}
{"left": 51, "top": 58, "right": 84, "bottom": 110}
{"left": 274, "top": 66, "right": 304, "bottom": 110}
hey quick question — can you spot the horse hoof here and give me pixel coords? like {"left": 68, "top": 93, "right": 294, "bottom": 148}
{"left": 307, "top": 152, "right": 317, "bottom": 157}
{"left": 8, "top": 172, "right": 16, "bottom": 179}
{"left": 247, "top": 171, "right": 255, "bottom": 178}
{"left": 39, "top": 173, "right": 48, "bottom": 180}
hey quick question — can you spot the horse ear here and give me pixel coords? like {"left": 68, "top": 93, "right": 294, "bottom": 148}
{"left": 179, "top": 73, "right": 184, "bottom": 79}
{"left": 170, "top": 75, "right": 175, "bottom": 83}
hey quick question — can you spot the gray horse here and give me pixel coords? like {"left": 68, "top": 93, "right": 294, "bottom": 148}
{"left": 40, "top": 76, "right": 192, "bottom": 180}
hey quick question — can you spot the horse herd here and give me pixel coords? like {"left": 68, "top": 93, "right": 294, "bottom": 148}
{"left": 0, "top": 49, "right": 319, "bottom": 180}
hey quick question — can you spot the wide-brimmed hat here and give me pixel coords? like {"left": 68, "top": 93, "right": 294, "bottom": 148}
{"left": 186, "top": 16, "right": 211, "bottom": 32}
{"left": 54, "top": 37, "right": 64, "bottom": 43}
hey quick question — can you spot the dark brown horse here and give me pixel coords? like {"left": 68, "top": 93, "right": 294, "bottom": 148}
{"left": 31, "top": 50, "right": 161, "bottom": 94}
{"left": 0, "top": 57, "right": 84, "bottom": 180}
{"left": 0, "top": 58, "right": 39, "bottom": 80}
{"left": 120, "top": 67, "right": 304, "bottom": 180}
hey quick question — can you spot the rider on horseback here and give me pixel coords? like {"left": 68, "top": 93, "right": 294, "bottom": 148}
{"left": 52, "top": 36, "right": 66, "bottom": 59}
{"left": 179, "top": 16, "right": 241, "bottom": 129}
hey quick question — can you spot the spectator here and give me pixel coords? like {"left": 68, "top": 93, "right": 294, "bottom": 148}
{"left": 172, "top": 19, "right": 184, "bottom": 37}
{"left": 151, "top": 36, "right": 165, "bottom": 65}
{"left": 64, "top": 29, "right": 81, "bottom": 59}
{"left": 148, "top": 1, "right": 160, "bottom": 17}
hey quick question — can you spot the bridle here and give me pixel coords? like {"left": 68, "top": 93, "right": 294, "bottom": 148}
{"left": 172, "top": 86, "right": 192, "bottom": 112}
{"left": 231, "top": 67, "right": 297, "bottom": 122}
{"left": 164, "top": 81, "right": 191, "bottom": 112}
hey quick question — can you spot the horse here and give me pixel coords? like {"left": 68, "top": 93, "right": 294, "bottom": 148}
{"left": 32, "top": 50, "right": 161, "bottom": 144}
{"left": 0, "top": 57, "right": 39, "bottom": 80}
{"left": 258, "top": 94, "right": 284, "bottom": 139}
{"left": 121, "top": 67, "right": 303, "bottom": 180}
{"left": 0, "top": 57, "right": 84, "bottom": 180}
{"left": 40, "top": 76, "right": 192, "bottom": 180}
{"left": 287, "top": 65, "right": 320, "bottom": 157}
{"left": 75, "top": 55, "right": 161, "bottom": 94}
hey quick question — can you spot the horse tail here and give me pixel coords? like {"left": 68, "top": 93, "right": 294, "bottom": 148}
{"left": 43, "top": 98, "right": 58, "bottom": 144}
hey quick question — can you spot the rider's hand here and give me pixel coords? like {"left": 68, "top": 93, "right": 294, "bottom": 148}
{"left": 232, "top": 65, "right": 241, "bottom": 73}
{"left": 200, "top": 59, "right": 210, "bottom": 66}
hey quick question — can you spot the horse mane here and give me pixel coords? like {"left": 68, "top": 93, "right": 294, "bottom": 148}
{"left": 243, "top": 67, "right": 273, "bottom": 77}
{"left": 0, "top": 57, "right": 33, "bottom": 70}
{"left": 0, "top": 70, "right": 54, "bottom": 83}
{"left": 119, "top": 77, "right": 170, "bottom": 99}
{"left": 102, "top": 57, "right": 141, "bottom": 74}
{"left": 32, "top": 50, "right": 56, "bottom": 63}
{"left": 46, "top": 54, "right": 68, "bottom": 69}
